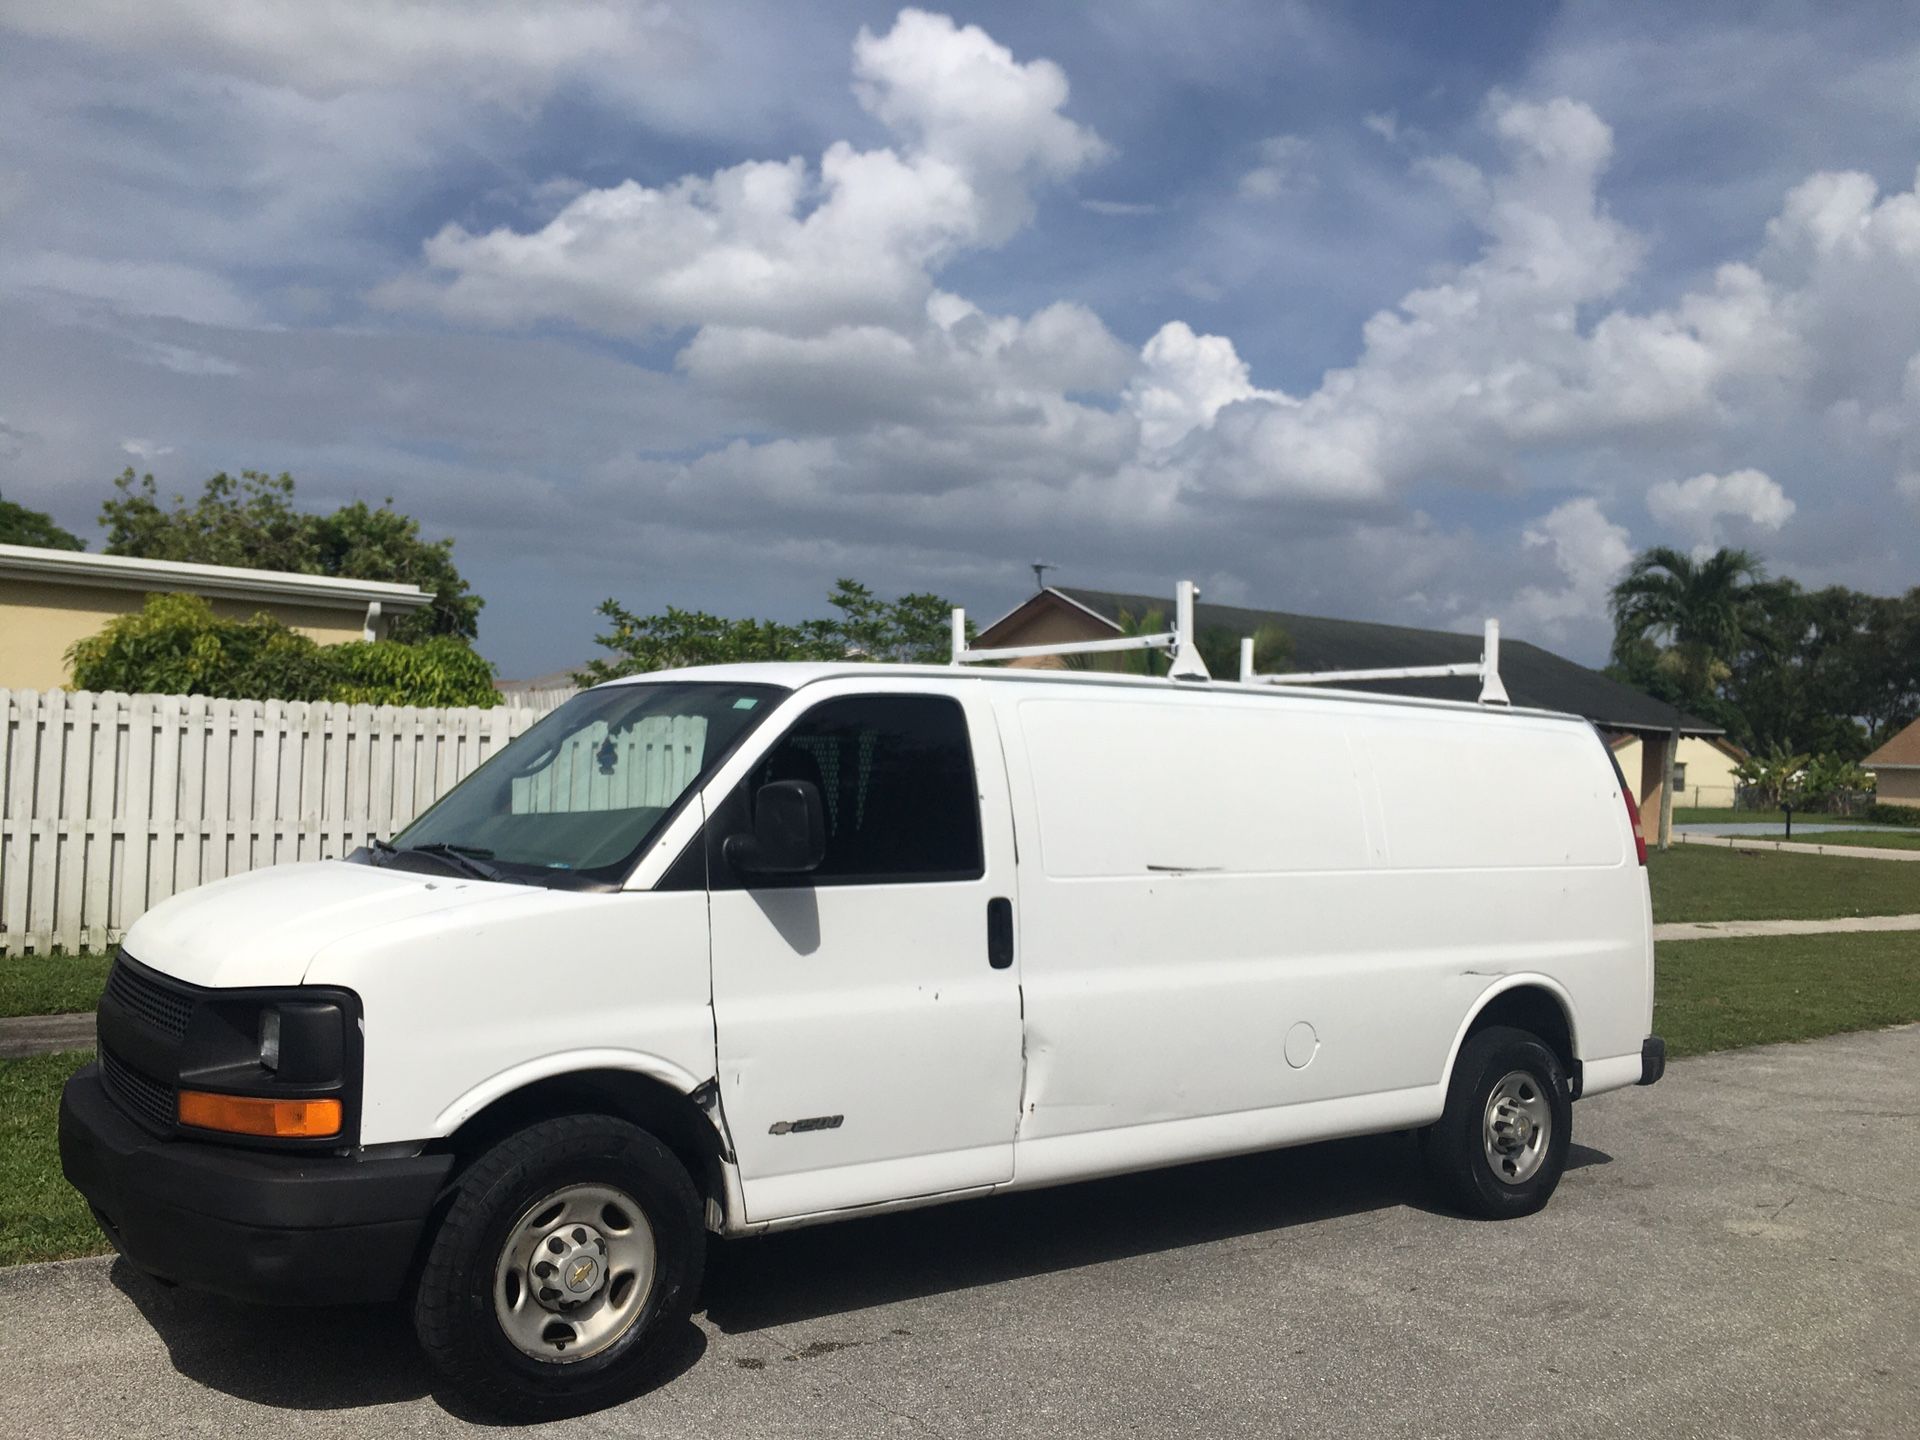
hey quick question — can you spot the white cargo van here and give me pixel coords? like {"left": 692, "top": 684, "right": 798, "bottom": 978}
{"left": 61, "top": 592, "right": 1663, "bottom": 1418}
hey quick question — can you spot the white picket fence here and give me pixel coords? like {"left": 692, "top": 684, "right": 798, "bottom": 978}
{"left": 0, "top": 688, "right": 558, "bottom": 957}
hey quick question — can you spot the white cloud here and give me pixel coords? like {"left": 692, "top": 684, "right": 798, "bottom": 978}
{"left": 381, "top": 9, "right": 1106, "bottom": 338}
{"left": 1238, "top": 135, "right": 1313, "bottom": 200}
{"left": 120, "top": 438, "right": 175, "bottom": 461}
{"left": 1, "top": 0, "right": 674, "bottom": 99}
{"left": 1081, "top": 198, "right": 1159, "bottom": 216}
{"left": 1509, "top": 497, "right": 1634, "bottom": 632}
{"left": 1645, "top": 468, "right": 1795, "bottom": 553}
{"left": 1126, "top": 322, "right": 1284, "bottom": 451}
{"left": 0, "top": 252, "right": 259, "bottom": 328}
{"left": 1362, "top": 111, "right": 1399, "bottom": 144}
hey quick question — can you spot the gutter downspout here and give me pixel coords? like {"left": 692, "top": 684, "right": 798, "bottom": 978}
{"left": 1658, "top": 728, "right": 1678, "bottom": 851}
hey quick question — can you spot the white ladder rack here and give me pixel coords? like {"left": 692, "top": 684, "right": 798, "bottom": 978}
{"left": 1240, "top": 617, "right": 1511, "bottom": 706}
{"left": 951, "top": 579, "right": 1511, "bottom": 706}
{"left": 952, "top": 580, "right": 1212, "bottom": 679}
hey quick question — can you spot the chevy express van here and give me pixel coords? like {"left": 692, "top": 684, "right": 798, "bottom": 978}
{"left": 61, "top": 650, "right": 1664, "bottom": 1418}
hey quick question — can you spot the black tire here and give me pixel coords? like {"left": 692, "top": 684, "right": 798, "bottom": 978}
{"left": 1421, "top": 1025, "right": 1571, "bottom": 1219}
{"left": 413, "top": 1114, "right": 705, "bottom": 1421}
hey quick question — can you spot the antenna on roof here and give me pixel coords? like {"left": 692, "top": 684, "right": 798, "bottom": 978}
{"left": 1030, "top": 561, "right": 1055, "bottom": 591}
{"left": 1240, "top": 617, "right": 1512, "bottom": 706}
{"left": 951, "top": 579, "right": 1212, "bottom": 681}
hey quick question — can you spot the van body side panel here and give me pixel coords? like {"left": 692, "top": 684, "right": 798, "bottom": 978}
{"left": 1002, "top": 689, "right": 1649, "bottom": 1171}
{"left": 304, "top": 890, "right": 716, "bottom": 1147}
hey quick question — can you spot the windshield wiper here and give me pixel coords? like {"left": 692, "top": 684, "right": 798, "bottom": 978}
{"left": 402, "top": 842, "right": 505, "bottom": 883}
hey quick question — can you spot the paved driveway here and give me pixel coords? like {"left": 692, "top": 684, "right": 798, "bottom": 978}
{"left": 3, "top": 1027, "right": 1916, "bottom": 1439}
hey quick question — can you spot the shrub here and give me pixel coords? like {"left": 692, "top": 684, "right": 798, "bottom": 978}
{"left": 66, "top": 594, "right": 498, "bottom": 707}
{"left": 1864, "top": 802, "right": 1919, "bottom": 826}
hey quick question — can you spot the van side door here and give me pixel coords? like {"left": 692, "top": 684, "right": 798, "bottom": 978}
{"left": 706, "top": 684, "right": 1024, "bottom": 1222}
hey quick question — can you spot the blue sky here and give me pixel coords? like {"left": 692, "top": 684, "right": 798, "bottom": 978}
{"left": 3, "top": 1, "right": 1918, "bottom": 677}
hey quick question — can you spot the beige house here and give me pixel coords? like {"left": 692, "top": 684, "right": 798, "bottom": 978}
{"left": 0, "top": 543, "right": 433, "bottom": 691}
{"left": 1864, "top": 719, "right": 1920, "bottom": 811}
{"left": 978, "top": 586, "right": 1724, "bottom": 848}
{"left": 1607, "top": 734, "right": 1748, "bottom": 810}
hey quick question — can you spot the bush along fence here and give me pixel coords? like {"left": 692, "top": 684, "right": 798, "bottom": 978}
{"left": 0, "top": 688, "right": 555, "bottom": 957}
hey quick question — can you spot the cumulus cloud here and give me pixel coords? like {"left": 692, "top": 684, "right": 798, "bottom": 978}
{"left": 381, "top": 9, "right": 1107, "bottom": 337}
{"left": 1508, "top": 497, "right": 1634, "bottom": 633}
{"left": 1645, "top": 468, "right": 1795, "bottom": 553}
{"left": 1126, "top": 323, "right": 1284, "bottom": 450}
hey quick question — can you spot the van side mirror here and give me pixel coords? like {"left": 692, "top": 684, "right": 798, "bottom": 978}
{"left": 724, "top": 779, "right": 826, "bottom": 876}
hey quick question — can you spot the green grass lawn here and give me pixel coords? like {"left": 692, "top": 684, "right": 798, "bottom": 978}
{"left": 1793, "top": 829, "right": 1920, "bottom": 852}
{"left": 1649, "top": 845, "right": 1920, "bottom": 922}
{"left": 0, "top": 1050, "right": 102, "bottom": 1268}
{"left": 1657, "top": 931, "right": 1920, "bottom": 1057}
{"left": 0, "top": 953, "right": 113, "bottom": 1020}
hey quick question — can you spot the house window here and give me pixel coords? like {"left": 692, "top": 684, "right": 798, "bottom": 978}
{"left": 1672, "top": 762, "right": 1687, "bottom": 793}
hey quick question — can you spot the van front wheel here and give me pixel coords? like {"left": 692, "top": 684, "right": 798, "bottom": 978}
{"left": 1422, "top": 1025, "right": 1571, "bottom": 1219}
{"left": 413, "top": 1115, "right": 705, "bottom": 1421}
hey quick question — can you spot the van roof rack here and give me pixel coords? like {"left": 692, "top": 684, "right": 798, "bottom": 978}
{"left": 952, "top": 580, "right": 1212, "bottom": 679}
{"left": 950, "top": 580, "right": 1510, "bottom": 706}
{"left": 1241, "top": 617, "right": 1511, "bottom": 706}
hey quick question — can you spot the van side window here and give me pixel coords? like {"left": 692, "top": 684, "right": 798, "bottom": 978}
{"left": 750, "top": 694, "right": 982, "bottom": 884}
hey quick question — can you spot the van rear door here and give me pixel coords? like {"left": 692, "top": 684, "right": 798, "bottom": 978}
{"left": 707, "top": 684, "right": 1024, "bottom": 1222}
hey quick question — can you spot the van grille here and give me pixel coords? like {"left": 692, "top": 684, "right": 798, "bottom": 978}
{"left": 105, "top": 957, "right": 194, "bottom": 1038}
{"left": 100, "top": 1046, "right": 176, "bottom": 1134}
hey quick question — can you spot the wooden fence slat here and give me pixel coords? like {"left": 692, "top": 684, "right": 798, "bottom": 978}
{"left": 2, "top": 691, "right": 40, "bottom": 945}
{"left": 119, "top": 694, "right": 155, "bottom": 936}
{"left": 83, "top": 693, "right": 118, "bottom": 951}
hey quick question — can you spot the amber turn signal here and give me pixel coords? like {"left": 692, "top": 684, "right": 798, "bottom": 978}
{"left": 177, "top": 1090, "right": 342, "bottom": 1138}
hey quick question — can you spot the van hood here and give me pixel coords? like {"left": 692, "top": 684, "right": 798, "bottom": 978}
{"left": 122, "top": 861, "right": 517, "bottom": 989}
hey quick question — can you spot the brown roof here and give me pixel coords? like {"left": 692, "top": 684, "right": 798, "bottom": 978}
{"left": 1864, "top": 718, "right": 1920, "bottom": 769}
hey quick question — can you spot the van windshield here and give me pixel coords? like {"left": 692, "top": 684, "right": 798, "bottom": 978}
{"left": 386, "top": 681, "right": 784, "bottom": 886}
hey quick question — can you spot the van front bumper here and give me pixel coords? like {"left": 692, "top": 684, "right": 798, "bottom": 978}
{"left": 59, "top": 1064, "right": 453, "bottom": 1306}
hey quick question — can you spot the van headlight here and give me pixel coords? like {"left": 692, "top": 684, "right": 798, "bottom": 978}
{"left": 259, "top": 1009, "right": 282, "bottom": 1071}
{"left": 171, "top": 991, "right": 358, "bottom": 1145}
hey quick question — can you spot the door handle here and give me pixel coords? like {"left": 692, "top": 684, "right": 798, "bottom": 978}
{"left": 986, "top": 897, "right": 1014, "bottom": 970}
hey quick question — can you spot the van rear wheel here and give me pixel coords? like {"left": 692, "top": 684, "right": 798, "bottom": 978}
{"left": 413, "top": 1115, "right": 704, "bottom": 1421}
{"left": 1422, "top": 1025, "right": 1571, "bottom": 1219}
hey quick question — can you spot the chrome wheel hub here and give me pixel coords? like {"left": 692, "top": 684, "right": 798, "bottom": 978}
{"left": 493, "top": 1183, "right": 656, "bottom": 1363}
{"left": 1482, "top": 1071, "right": 1552, "bottom": 1185}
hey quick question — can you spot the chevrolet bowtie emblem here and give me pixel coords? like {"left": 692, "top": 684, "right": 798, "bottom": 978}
{"left": 570, "top": 1261, "right": 593, "bottom": 1287}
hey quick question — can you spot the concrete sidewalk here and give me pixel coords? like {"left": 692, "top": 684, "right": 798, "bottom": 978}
{"left": 1653, "top": 912, "right": 1920, "bottom": 942}
{"left": 0, "top": 1011, "right": 94, "bottom": 1060}
{"left": 1675, "top": 832, "right": 1920, "bottom": 862}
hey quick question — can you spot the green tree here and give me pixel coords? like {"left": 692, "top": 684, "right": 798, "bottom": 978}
{"left": 1608, "top": 546, "right": 1767, "bottom": 710}
{"left": 577, "top": 579, "right": 965, "bottom": 682}
{"left": 66, "top": 593, "right": 498, "bottom": 706}
{"left": 0, "top": 492, "right": 84, "bottom": 550}
{"left": 100, "top": 469, "right": 482, "bottom": 641}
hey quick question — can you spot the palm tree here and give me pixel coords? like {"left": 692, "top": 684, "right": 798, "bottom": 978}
{"left": 1608, "top": 546, "right": 1766, "bottom": 706}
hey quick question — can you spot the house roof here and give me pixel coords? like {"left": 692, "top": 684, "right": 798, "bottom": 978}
{"left": 987, "top": 586, "right": 1721, "bottom": 737}
{"left": 0, "top": 542, "right": 434, "bottom": 612}
{"left": 1864, "top": 718, "right": 1920, "bottom": 770}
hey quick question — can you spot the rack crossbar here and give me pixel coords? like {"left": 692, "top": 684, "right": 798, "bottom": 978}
{"left": 952, "top": 579, "right": 1211, "bottom": 680}
{"left": 1241, "top": 618, "right": 1511, "bottom": 706}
